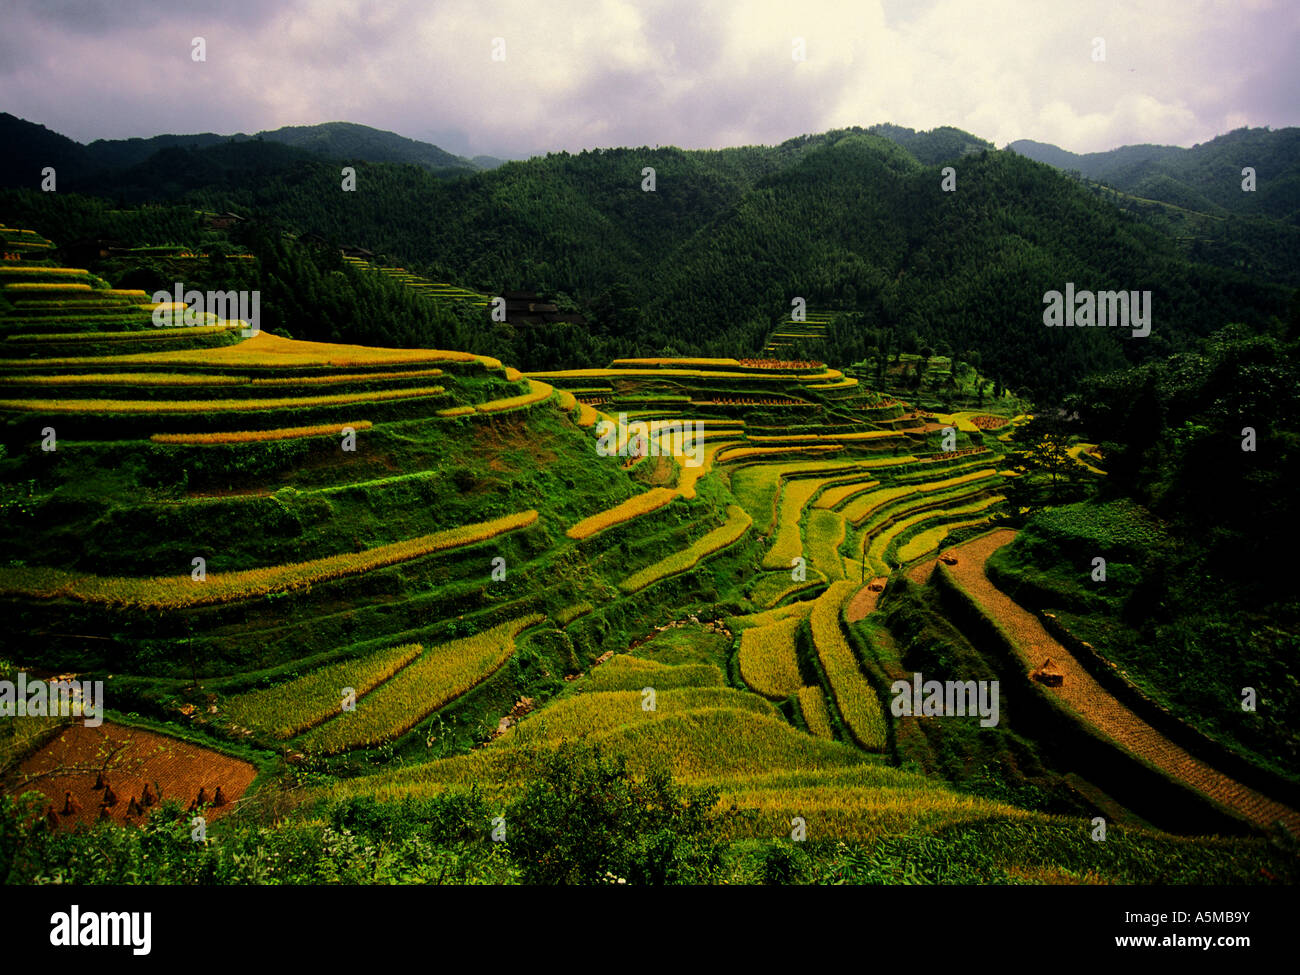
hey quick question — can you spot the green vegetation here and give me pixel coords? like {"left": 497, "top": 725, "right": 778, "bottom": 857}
{"left": 1, "top": 113, "right": 1296, "bottom": 886}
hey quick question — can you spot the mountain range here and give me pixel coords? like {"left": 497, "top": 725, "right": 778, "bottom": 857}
{"left": 1, "top": 114, "right": 1295, "bottom": 397}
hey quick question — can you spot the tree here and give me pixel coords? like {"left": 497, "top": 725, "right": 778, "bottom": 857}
{"left": 504, "top": 741, "right": 731, "bottom": 885}
{"left": 1006, "top": 416, "right": 1082, "bottom": 504}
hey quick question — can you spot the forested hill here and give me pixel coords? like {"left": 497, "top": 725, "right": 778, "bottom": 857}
{"left": 1, "top": 118, "right": 1294, "bottom": 398}
{"left": 0, "top": 115, "right": 481, "bottom": 186}
{"left": 1007, "top": 128, "right": 1300, "bottom": 288}
{"left": 1007, "top": 127, "right": 1300, "bottom": 222}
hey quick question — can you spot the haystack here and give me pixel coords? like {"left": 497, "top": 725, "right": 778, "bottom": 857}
{"left": 1032, "top": 658, "right": 1065, "bottom": 687}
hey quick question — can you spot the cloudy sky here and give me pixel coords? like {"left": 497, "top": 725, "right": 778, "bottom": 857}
{"left": 2, "top": 0, "right": 1295, "bottom": 159}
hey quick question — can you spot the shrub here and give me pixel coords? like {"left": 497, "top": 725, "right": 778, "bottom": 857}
{"left": 504, "top": 740, "right": 731, "bottom": 884}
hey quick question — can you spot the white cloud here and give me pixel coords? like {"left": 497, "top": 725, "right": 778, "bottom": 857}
{"left": 0, "top": 0, "right": 1295, "bottom": 155}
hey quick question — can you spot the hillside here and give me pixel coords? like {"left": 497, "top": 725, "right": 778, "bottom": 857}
{"left": 1008, "top": 127, "right": 1300, "bottom": 286}
{"left": 2, "top": 224, "right": 1296, "bottom": 887}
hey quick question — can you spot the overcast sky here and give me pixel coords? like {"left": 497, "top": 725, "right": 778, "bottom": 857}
{"left": 2, "top": 0, "right": 1295, "bottom": 159}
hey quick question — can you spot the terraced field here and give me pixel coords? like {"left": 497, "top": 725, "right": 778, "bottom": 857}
{"left": 944, "top": 530, "right": 1300, "bottom": 835}
{"left": 3, "top": 223, "right": 1288, "bottom": 887}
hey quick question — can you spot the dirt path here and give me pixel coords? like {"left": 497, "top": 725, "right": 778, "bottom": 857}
{"left": 946, "top": 529, "right": 1300, "bottom": 835}
{"left": 845, "top": 577, "right": 889, "bottom": 622}
{"left": 907, "top": 559, "right": 937, "bottom": 585}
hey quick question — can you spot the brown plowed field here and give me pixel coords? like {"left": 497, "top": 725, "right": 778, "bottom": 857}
{"left": 16, "top": 721, "right": 257, "bottom": 830}
{"left": 945, "top": 529, "right": 1300, "bottom": 835}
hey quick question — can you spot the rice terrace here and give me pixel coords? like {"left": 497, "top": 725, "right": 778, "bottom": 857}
{"left": 0, "top": 2, "right": 1298, "bottom": 915}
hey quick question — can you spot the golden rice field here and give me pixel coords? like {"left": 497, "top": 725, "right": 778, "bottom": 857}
{"left": 1067, "top": 442, "right": 1108, "bottom": 475}
{"left": 610, "top": 357, "right": 746, "bottom": 368}
{"left": 864, "top": 495, "right": 1005, "bottom": 574}
{"left": 0, "top": 509, "right": 539, "bottom": 610}
{"left": 535, "top": 707, "right": 859, "bottom": 782}
{"left": 895, "top": 516, "right": 992, "bottom": 564}
{"left": 0, "top": 384, "right": 447, "bottom": 416}
{"left": 475, "top": 378, "right": 553, "bottom": 413}
{"left": 150, "top": 421, "right": 374, "bottom": 445}
{"left": 717, "top": 444, "right": 844, "bottom": 463}
{"left": 578, "top": 656, "right": 725, "bottom": 693}
{"left": 760, "top": 475, "right": 827, "bottom": 570}
{"left": 221, "top": 643, "right": 423, "bottom": 738}
{"left": 619, "top": 504, "right": 752, "bottom": 593}
{"left": 554, "top": 602, "right": 593, "bottom": 626}
{"left": 728, "top": 600, "right": 814, "bottom": 630}
{"left": 814, "top": 477, "right": 881, "bottom": 510}
{"left": 333, "top": 705, "right": 869, "bottom": 805}
{"left": 249, "top": 368, "right": 445, "bottom": 386}
{"left": 746, "top": 568, "right": 827, "bottom": 609}
{"left": 810, "top": 581, "right": 888, "bottom": 750}
{"left": 805, "top": 508, "right": 848, "bottom": 581}
{"left": 437, "top": 405, "right": 476, "bottom": 417}
{"left": 746, "top": 429, "right": 898, "bottom": 443}
{"left": 509, "top": 687, "right": 774, "bottom": 744}
{"left": 3, "top": 324, "right": 241, "bottom": 346}
{"left": 3, "top": 282, "right": 94, "bottom": 291}
{"left": 528, "top": 367, "right": 836, "bottom": 382}
{"left": 839, "top": 468, "right": 995, "bottom": 527}
{"left": 737, "top": 617, "right": 803, "bottom": 699}
{"left": 701, "top": 766, "right": 1033, "bottom": 842}
{"left": 299, "top": 615, "right": 545, "bottom": 754}
{"left": 798, "top": 686, "right": 836, "bottom": 739}
{"left": 1, "top": 372, "right": 250, "bottom": 387}
{"left": 8, "top": 331, "right": 493, "bottom": 370}
{"left": 674, "top": 440, "right": 740, "bottom": 500}
{"left": 0, "top": 266, "right": 90, "bottom": 275}
{"left": 566, "top": 487, "right": 678, "bottom": 540}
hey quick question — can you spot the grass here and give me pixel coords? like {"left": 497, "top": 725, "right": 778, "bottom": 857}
{"left": 618, "top": 504, "right": 752, "bottom": 593}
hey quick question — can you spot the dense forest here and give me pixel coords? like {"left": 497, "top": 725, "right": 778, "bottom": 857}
{"left": 2, "top": 116, "right": 1296, "bottom": 398}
